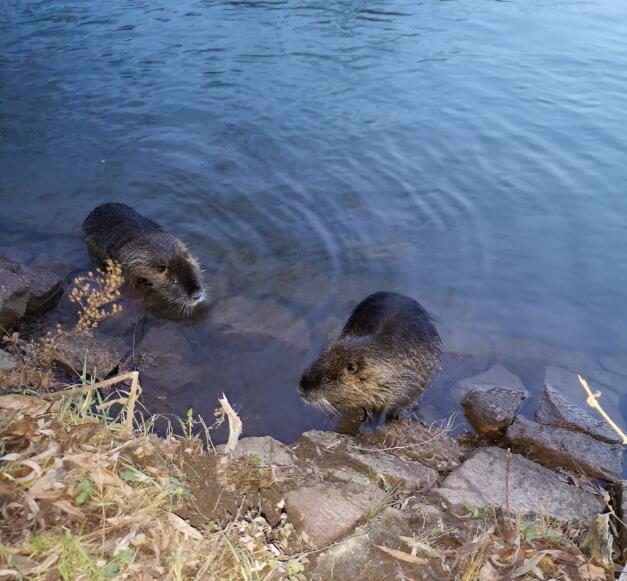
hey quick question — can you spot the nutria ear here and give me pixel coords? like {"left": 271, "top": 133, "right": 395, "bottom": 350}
{"left": 155, "top": 262, "right": 168, "bottom": 274}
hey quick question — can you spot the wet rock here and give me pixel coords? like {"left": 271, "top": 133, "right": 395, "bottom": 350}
{"left": 536, "top": 382, "right": 621, "bottom": 444}
{"left": 20, "top": 263, "right": 63, "bottom": 315}
{"left": 284, "top": 483, "right": 386, "bottom": 550}
{"left": 433, "top": 447, "right": 604, "bottom": 522}
{"left": 544, "top": 366, "right": 624, "bottom": 431}
{"left": 54, "top": 332, "right": 126, "bottom": 380}
{"left": 454, "top": 364, "right": 528, "bottom": 402}
{"left": 296, "top": 430, "right": 437, "bottom": 491}
{"left": 580, "top": 514, "right": 613, "bottom": 568}
{"left": 507, "top": 416, "right": 623, "bottom": 482}
{"left": 0, "top": 261, "right": 30, "bottom": 330}
{"left": 0, "top": 257, "right": 62, "bottom": 329}
{"left": 462, "top": 387, "right": 526, "bottom": 440}
{"left": 0, "top": 349, "right": 17, "bottom": 371}
{"left": 217, "top": 436, "right": 295, "bottom": 466}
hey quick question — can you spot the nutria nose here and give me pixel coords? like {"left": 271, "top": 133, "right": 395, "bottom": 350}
{"left": 298, "top": 375, "right": 314, "bottom": 394}
{"left": 190, "top": 290, "right": 203, "bottom": 302}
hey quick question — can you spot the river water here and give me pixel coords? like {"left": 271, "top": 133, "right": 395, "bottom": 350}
{"left": 2, "top": 0, "right": 627, "bottom": 441}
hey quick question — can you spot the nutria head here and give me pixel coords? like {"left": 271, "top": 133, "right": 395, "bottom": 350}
{"left": 122, "top": 234, "right": 206, "bottom": 315}
{"left": 298, "top": 338, "right": 402, "bottom": 414}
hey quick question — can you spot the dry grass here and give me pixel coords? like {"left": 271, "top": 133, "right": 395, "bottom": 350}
{"left": 0, "top": 380, "right": 304, "bottom": 580}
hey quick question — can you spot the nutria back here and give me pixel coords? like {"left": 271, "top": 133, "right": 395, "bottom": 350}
{"left": 82, "top": 203, "right": 206, "bottom": 315}
{"left": 299, "top": 291, "right": 441, "bottom": 426}
{"left": 82, "top": 203, "right": 166, "bottom": 262}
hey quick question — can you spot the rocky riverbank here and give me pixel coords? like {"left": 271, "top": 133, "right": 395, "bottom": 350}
{"left": 1, "top": 254, "right": 626, "bottom": 579}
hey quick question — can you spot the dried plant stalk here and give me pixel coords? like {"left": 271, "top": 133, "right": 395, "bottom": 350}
{"left": 578, "top": 374, "right": 627, "bottom": 445}
{"left": 217, "top": 394, "right": 242, "bottom": 454}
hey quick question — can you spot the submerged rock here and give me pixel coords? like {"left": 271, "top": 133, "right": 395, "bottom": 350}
{"left": 218, "top": 436, "right": 295, "bottom": 466}
{"left": 507, "top": 416, "right": 623, "bottom": 482}
{"left": 462, "top": 386, "right": 526, "bottom": 440}
{"left": 284, "top": 483, "right": 387, "bottom": 550}
{"left": 433, "top": 447, "right": 604, "bottom": 522}
{"left": 454, "top": 364, "right": 528, "bottom": 402}
{"left": 535, "top": 383, "right": 620, "bottom": 444}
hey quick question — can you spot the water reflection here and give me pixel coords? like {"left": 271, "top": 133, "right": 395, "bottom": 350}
{"left": 1, "top": 0, "right": 627, "bottom": 440}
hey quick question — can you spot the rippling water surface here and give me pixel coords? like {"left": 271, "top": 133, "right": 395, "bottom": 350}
{"left": 2, "top": 0, "right": 627, "bottom": 441}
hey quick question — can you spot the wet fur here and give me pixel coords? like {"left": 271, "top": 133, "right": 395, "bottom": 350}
{"left": 82, "top": 203, "right": 205, "bottom": 315}
{"left": 299, "top": 292, "right": 441, "bottom": 420}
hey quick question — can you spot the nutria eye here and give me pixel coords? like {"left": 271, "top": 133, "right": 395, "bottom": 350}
{"left": 346, "top": 361, "right": 358, "bottom": 374}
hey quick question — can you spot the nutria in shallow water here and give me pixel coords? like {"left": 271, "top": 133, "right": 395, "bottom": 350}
{"left": 298, "top": 291, "right": 441, "bottom": 430}
{"left": 82, "top": 203, "right": 206, "bottom": 316}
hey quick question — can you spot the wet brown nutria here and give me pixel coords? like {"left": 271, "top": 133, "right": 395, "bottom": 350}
{"left": 82, "top": 203, "right": 206, "bottom": 316}
{"left": 298, "top": 291, "right": 441, "bottom": 431}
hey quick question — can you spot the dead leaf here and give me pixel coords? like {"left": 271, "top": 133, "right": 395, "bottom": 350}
{"left": 375, "top": 545, "right": 428, "bottom": 564}
{"left": 0, "top": 394, "right": 52, "bottom": 416}
{"left": 577, "top": 562, "right": 608, "bottom": 581}
{"left": 479, "top": 561, "right": 500, "bottom": 581}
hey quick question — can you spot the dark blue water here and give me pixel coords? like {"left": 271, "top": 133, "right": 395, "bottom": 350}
{"left": 2, "top": 0, "right": 627, "bottom": 441}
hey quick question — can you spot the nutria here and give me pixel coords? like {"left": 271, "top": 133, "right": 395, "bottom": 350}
{"left": 298, "top": 291, "right": 441, "bottom": 430}
{"left": 82, "top": 203, "right": 206, "bottom": 315}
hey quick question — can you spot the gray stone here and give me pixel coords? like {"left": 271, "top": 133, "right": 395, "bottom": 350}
{"left": 0, "top": 259, "right": 30, "bottom": 330}
{"left": 580, "top": 514, "right": 613, "bottom": 568}
{"left": 284, "top": 484, "right": 387, "bottom": 549}
{"left": 0, "top": 256, "right": 62, "bottom": 328}
{"left": 218, "top": 436, "right": 295, "bottom": 466}
{"left": 345, "top": 447, "right": 437, "bottom": 491}
{"left": 544, "top": 365, "right": 624, "bottom": 432}
{"left": 309, "top": 508, "right": 439, "bottom": 581}
{"left": 433, "top": 447, "right": 604, "bottom": 522}
{"left": 507, "top": 416, "right": 623, "bottom": 482}
{"left": 455, "top": 364, "right": 528, "bottom": 402}
{"left": 536, "top": 382, "right": 621, "bottom": 444}
{"left": 0, "top": 349, "right": 17, "bottom": 371}
{"left": 462, "top": 387, "right": 526, "bottom": 439}
{"left": 21, "top": 263, "right": 63, "bottom": 315}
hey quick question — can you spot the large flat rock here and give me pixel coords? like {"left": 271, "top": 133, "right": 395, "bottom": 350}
{"left": 536, "top": 382, "right": 620, "bottom": 444}
{"left": 433, "top": 447, "right": 604, "bottom": 522}
{"left": 507, "top": 416, "right": 623, "bottom": 482}
{"left": 296, "top": 430, "right": 437, "bottom": 491}
{"left": 284, "top": 484, "right": 387, "bottom": 549}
